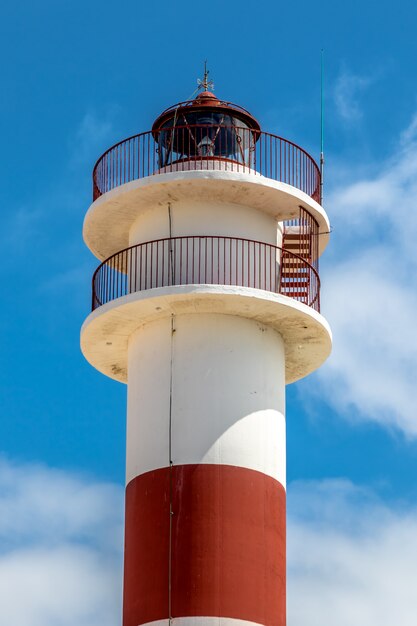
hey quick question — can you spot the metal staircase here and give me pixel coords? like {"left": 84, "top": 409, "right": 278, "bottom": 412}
{"left": 280, "top": 228, "right": 311, "bottom": 302}
{"left": 280, "top": 208, "right": 319, "bottom": 305}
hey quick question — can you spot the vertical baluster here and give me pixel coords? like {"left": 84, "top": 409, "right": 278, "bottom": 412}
{"left": 248, "top": 241, "right": 250, "bottom": 288}
{"left": 192, "top": 237, "right": 195, "bottom": 283}
{"left": 211, "top": 236, "right": 214, "bottom": 284}
{"left": 229, "top": 237, "right": 232, "bottom": 286}
{"left": 218, "top": 237, "right": 222, "bottom": 284}
{"left": 259, "top": 133, "right": 263, "bottom": 175}
{"left": 110, "top": 150, "right": 113, "bottom": 191}
{"left": 142, "top": 134, "right": 145, "bottom": 178}
{"left": 122, "top": 251, "right": 125, "bottom": 296}
{"left": 136, "top": 135, "right": 143, "bottom": 178}
{"left": 134, "top": 244, "right": 137, "bottom": 292}
{"left": 197, "top": 237, "right": 202, "bottom": 285}
{"left": 147, "top": 132, "right": 150, "bottom": 178}
{"left": 99, "top": 265, "right": 102, "bottom": 307}
{"left": 279, "top": 139, "right": 282, "bottom": 183}
{"left": 111, "top": 256, "right": 115, "bottom": 302}
{"left": 179, "top": 238, "right": 183, "bottom": 285}
{"left": 202, "top": 237, "right": 205, "bottom": 283}
{"left": 223, "top": 237, "right": 226, "bottom": 284}
{"left": 108, "top": 258, "right": 112, "bottom": 303}
{"left": 235, "top": 238, "right": 237, "bottom": 286}
{"left": 162, "top": 240, "right": 165, "bottom": 287}
{"left": 137, "top": 245, "right": 141, "bottom": 292}
{"left": 241, "top": 239, "right": 244, "bottom": 287}
{"left": 132, "top": 138, "right": 135, "bottom": 182}
{"left": 154, "top": 240, "right": 158, "bottom": 288}
{"left": 145, "top": 242, "right": 148, "bottom": 289}
{"left": 106, "top": 261, "right": 109, "bottom": 303}
{"left": 186, "top": 237, "right": 189, "bottom": 285}
{"left": 172, "top": 238, "right": 176, "bottom": 285}
{"left": 117, "top": 253, "right": 120, "bottom": 298}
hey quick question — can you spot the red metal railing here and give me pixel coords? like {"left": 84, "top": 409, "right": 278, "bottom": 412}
{"left": 92, "top": 236, "right": 320, "bottom": 312}
{"left": 92, "top": 126, "right": 321, "bottom": 202}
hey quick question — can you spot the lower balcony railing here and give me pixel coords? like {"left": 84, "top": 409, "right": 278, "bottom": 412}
{"left": 91, "top": 236, "right": 320, "bottom": 312}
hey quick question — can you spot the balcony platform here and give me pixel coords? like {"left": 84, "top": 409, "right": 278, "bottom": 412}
{"left": 84, "top": 169, "right": 330, "bottom": 262}
{"left": 81, "top": 284, "right": 332, "bottom": 385}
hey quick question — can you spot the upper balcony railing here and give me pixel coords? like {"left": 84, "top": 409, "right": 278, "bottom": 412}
{"left": 91, "top": 235, "right": 320, "bottom": 313}
{"left": 92, "top": 126, "right": 321, "bottom": 202}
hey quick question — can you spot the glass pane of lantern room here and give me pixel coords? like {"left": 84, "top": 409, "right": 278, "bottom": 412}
{"left": 233, "top": 121, "right": 255, "bottom": 167}
{"left": 156, "top": 112, "right": 255, "bottom": 168}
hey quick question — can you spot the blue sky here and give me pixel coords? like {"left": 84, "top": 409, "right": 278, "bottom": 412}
{"left": 1, "top": 0, "right": 417, "bottom": 624}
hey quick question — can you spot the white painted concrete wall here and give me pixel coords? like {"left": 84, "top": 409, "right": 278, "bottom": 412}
{"left": 128, "top": 200, "right": 279, "bottom": 247}
{"left": 127, "top": 201, "right": 283, "bottom": 292}
{"left": 126, "top": 313, "right": 286, "bottom": 487}
{"left": 124, "top": 237, "right": 281, "bottom": 292}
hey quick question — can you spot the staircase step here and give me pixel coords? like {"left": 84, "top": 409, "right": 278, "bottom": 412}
{"left": 281, "top": 291, "right": 309, "bottom": 298}
{"left": 282, "top": 257, "right": 307, "bottom": 262}
{"left": 281, "top": 280, "right": 310, "bottom": 287}
{"left": 281, "top": 261, "right": 309, "bottom": 269}
{"left": 283, "top": 238, "right": 310, "bottom": 244}
{"left": 280, "top": 270, "right": 309, "bottom": 277}
{"left": 283, "top": 250, "right": 311, "bottom": 257}
{"left": 284, "top": 244, "right": 310, "bottom": 256}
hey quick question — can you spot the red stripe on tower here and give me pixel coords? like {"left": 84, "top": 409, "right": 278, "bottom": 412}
{"left": 123, "top": 465, "right": 286, "bottom": 626}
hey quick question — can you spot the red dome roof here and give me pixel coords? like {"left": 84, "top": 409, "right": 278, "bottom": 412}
{"left": 192, "top": 90, "right": 220, "bottom": 105}
{"left": 152, "top": 90, "right": 260, "bottom": 133}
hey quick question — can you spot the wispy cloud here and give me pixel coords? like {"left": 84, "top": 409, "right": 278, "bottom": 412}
{"left": 0, "top": 457, "right": 123, "bottom": 626}
{"left": 69, "top": 111, "right": 116, "bottom": 170}
{"left": 288, "top": 479, "right": 417, "bottom": 625}
{"left": 309, "top": 112, "right": 417, "bottom": 437}
{"left": 333, "top": 69, "right": 373, "bottom": 123}
{"left": 0, "top": 546, "right": 121, "bottom": 626}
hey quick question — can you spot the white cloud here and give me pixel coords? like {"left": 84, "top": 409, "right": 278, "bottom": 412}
{"left": 0, "top": 546, "right": 121, "bottom": 626}
{"left": 288, "top": 479, "right": 417, "bottom": 626}
{"left": 0, "top": 457, "right": 123, "bottom": 626}
{"left": 333, "top": 70, "right": 373, "bottom": 123}
{"left": 400, "top": 112, "right": 417, "bottom": 145}
{"left": 69, "top": 112, "right": 115, "bottom": 169}
{"left": 0, "top": 458, "right": 123, "bottom": 550}
{"left": 312, "top": 112, "right": 417, "bottom": 437}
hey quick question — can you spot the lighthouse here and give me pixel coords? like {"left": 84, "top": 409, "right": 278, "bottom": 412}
{"left": 81, "top": 72, "right": 331, "bottom": 626}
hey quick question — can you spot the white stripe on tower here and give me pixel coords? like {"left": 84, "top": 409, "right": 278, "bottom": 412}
{"left": 137, "top": 618, "right": 269, "bottom": 626}
{"left": 126, "top": 314, "right": 286, "bottom": 485}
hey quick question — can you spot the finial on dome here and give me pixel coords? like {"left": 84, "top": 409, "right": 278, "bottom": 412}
{"left": 197, "top": 60, "right": 214, "bottom": 92}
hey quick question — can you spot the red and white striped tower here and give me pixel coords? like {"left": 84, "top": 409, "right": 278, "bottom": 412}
{"left": 81, "top": 77, "right": 331, "bottom": 626}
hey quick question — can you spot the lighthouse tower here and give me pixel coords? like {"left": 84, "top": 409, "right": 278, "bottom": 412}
{"left": 81, "top": 74, "right": 331, "bottom": 626}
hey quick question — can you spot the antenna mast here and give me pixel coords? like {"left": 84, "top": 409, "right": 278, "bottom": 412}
{"left": 320, "top": 49, "right": 325, "bottom": 205}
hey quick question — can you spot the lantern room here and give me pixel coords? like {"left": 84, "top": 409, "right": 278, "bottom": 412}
{"left": 152, "top": 88, "right": 261, "bottom": 169}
